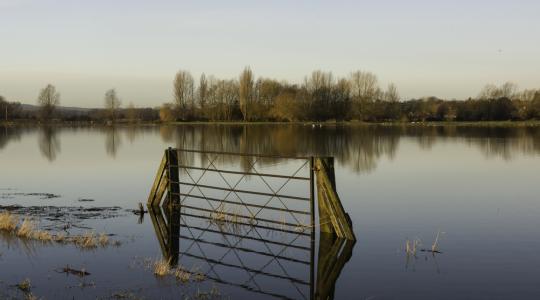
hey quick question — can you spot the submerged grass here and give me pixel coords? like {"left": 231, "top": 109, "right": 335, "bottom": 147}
{"left": 150, "top": 258, "right": 206, "bottom": 284}
{"left": 0, "top": 212, "right": 18, "bottom": 231}
{"left": 153, "top": 259, "right": 171, "bottom": 277}
{"left": 0, "top": 212, "right": 116, "bottom": 249}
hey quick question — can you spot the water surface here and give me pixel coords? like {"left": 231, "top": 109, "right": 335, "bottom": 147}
{"left": 1, "top": 124, "right": 540, "bottom": 299}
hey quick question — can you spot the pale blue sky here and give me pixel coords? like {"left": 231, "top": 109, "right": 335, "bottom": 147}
{"left": 1, "top": 0, "right": 539, "bottom": 107}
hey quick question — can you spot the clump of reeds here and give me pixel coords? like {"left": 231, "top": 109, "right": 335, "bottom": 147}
{"left": 32, "top": 230, "right": 53, "bottom": 242}
{"left": 0, "top": 212, "right": 18, "bottom": 231}
{"left": 431, "top": 230, "right": 442, "bottom": 252}
{"left": 74, "top": 232, "right": 98, "bottom": 248}
{"left": 174, "top": 267, "right": 191, "bottom": 283}
{"left": 17, "top": 218, "right": 35, "bottom": 238}
{"left": 405, "top": 239, "right": 420, "bottom": 255}
{"left": 193, "top": 271, "right": 205, "bottom": 282}
{"left": 17, "top": 278, "right": 32, "bottom": 293}
{"left": 98, "top": 233, "right": 109, "bottom": 246}
{"left": 153, "top": 259, "right": 171, "bottom": 277}
{"left": 0, "top": 212, "right": 117, "bottom": 249}
{"left": 209, "top": 204, "right": 227, "bottom": 224}
{"left": 54, "top": 232, "right": 66, "bottom": 243}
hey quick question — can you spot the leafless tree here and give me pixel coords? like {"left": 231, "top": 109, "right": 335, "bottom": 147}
{"left": 478, "top": 82, "right": 518, "bottom": 99}
{"left": 174, "top": 70, "right": 194, "bottom": 120}
{"left": 239, "top": 67, "right": 254, "bottom": 121}
{"left": 349, "top": 71, "right": 379, "bottom": 102}
{"left": 384, "top": 83, "right": 400, "bottom": 102}
{"left": 198, "top": 73, "right": 208, "bottom": 116}
{"left": 37, "top": 84, "right": 60, "bottom": 121}
{"left": 104, "top": 89, "right": 121, "bottom": 123}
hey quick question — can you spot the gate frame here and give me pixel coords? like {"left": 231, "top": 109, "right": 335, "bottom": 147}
{"left": 147, "top": 148, "right": 355, "bottom": 241}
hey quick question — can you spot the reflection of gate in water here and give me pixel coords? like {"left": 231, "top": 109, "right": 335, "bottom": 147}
{"left": 147, "top": 148, "right": 356, "bottom": 299}
{"left": 149, "top": 205, "right": 354, "bottom": 300}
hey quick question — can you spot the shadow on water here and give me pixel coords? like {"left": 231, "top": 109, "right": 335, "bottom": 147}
{"left": 148, "top": 204, "right": 355, "bottom": 300}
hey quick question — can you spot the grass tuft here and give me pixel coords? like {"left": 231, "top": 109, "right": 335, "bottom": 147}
{"left": 174, "top": 267, "right": 191, "bottom": 283}
{"left": 0, "top": 212, "right": 18, "bottom": 231}
{"left": 17, "top": 219, "right": 35, "bottom": 238}
{"left": 153, "top": 259, "right": 170, "bottom": 277}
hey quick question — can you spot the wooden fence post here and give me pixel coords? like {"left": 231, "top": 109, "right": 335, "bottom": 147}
{"left": 315, "top": 157, "right": 356, "bottom": 241}
{"left": 166, "top": 148, "right": 180, "bottom": 208}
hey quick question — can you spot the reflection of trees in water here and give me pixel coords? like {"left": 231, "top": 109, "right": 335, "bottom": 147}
{"left": 38, "top": 126, "right": 61, "bottom": 162}
{"left": 0, "top": 126, "right": 22, "bottom": 150}
{"left": 159, "top": 125, "right": 540, "bottom": 173}
{"left": 3, "top": 125, "right": 540, "bottom": 167}
{"left": 105, "top": 127, "right": 122, "bottom": 158}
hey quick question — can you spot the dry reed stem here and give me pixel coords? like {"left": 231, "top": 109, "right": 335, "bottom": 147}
{"left": 153, "top": 259, "right": 170, "bottom": 276}
{"left": 0, "top": 212, "right": 18, "bottom": 231}
{"left": 0, "top": 212, "right": 115, "bottom": 249}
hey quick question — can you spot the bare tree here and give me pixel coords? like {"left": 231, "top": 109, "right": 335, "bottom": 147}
{"left": 37, "top": 84, "right": 60, "bottom": 121}
{"left": 198, "top": 73, "right": 208, "bottom": 116}
{"left": 478, "top": 82, "right": 518, "bottom": 99}
{"left": 239, "top": 66, "right": 254, "bottom": 121}
{"left": 104, "top": 89, "right": 121, "bottom": 123}
{"left": 174, "top": 70, "right": 194, "bottom": 120}
{"left": 349, "top": 71, "right": 379, "bottom": 101}
{"left": 500, "top": 82, "right": 518, "bottom": 99}
{"left": 384, "top": 83, "right": 400, "bottom": 102}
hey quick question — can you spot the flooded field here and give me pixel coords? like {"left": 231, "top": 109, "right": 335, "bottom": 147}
{"left": 1, "top": 124, "right": 540, "bottom": 299}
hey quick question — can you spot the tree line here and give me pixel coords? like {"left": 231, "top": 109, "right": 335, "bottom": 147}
{"left": 1, "top": 68, "right": 540, "bottom": 123}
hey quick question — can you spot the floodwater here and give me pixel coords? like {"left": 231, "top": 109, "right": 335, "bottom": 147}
{"left": 1, "top": 124, "right": 540, "bottom": 299}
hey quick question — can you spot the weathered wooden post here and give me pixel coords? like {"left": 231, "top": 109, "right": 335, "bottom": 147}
{"left": 315, "top": 233, "right": 355, "bottom": 299}
{"left": 165, "top": 148, "right": 180, "bottom": 262}
{"left": 315, "top": 157, "right": 356, "bottom": 241}
{"left": 166, "top": 148, "right": 180, "bottom": 208}
{"left": 147, "top": 153, "right": 168, "bottom": 207}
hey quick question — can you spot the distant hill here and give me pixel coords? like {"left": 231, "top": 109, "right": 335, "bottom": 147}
{"left": 20, "top": 104, "right": 93, "bottom": 113}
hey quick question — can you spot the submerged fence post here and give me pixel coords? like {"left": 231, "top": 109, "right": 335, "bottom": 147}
{"left": 315, "top": 157, "right": 356, "bottom": 241}
{"left": 166, "top": 147, "right": 180, "bottom": 208}
{"left": 165, "top": 148, "right": 180, "bottom": 265}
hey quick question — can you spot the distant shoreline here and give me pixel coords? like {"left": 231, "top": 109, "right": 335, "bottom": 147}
{"left": 2, "top": 120, "right": 540, "bottom": 127}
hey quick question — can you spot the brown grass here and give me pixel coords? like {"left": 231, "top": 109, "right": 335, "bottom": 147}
{"left": 74, "top": 232, "right": 98, "bottom": 248}
{"left": 174, "top": 267, "right": 191, "bottom": 283}
{"left": 0, "top": 212, "right": 18, "bottom": 231}
{"left": 98, "top": 233, "right": 109, "bottom": 246}
{"left": 17, "top": 219, "right": 35, "bottom": 238}
{"left": 153, "top": 259, "right": 170, "bottom": 277}
{"left": 0, "top": 212, "right": 116, "bottom": 249}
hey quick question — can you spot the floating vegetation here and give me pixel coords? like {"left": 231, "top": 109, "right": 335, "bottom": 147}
{"left": 56, "top": 265, "right": 91, "bottom": 277}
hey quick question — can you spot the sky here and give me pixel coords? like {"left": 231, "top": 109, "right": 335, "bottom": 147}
{"left": 1, "top": 0, "right": 539, "bottom": 108}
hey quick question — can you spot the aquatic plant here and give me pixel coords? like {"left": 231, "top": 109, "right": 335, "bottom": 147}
{"left": 153, "top": 259, "right": 171, "bottom": 277}
{"left": 174, "top": 267, "right": 191, "bottom": 283}
{"left": 17, "top": 219, "right": 36, "bottom": 238}
{"left": 0, "top": 212, "right": 18, "bottom": 231}
{"left": 432, "top": 230, "right": 442, "bottom": 252}
{"left": 405, "top": 239, "right": 420, "bottom": 255}
{"left": 0, "top": 212, "right": 117, "bottom": 249}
